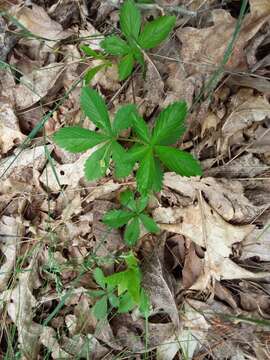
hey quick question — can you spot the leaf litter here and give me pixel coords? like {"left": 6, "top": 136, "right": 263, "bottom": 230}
{"left": 0, "top": 0, "right": 270, "bottom": 359}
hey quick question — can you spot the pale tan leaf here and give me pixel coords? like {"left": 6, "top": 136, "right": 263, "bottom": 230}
{"left": 14, "top": 63, "right": 65, "bottom": 109}
{"left": 16, "top": 4, "right": 72, "bottom": 41}
{"left": 222, "top": 95, "right": 270, "bottom": 138}
{"left": 142, "top": 249, "right": 180, "bottom": 328}
{"left": 157, "top": 302, "right": 209, "bottom": 360}
{"left": 153, "top": 199, "right": 268, "bottom": 290}
{"left": 0, "top": 216, "right": 23, "bottom": 291}
{"left": 0, "top": 102, "right": 25, "bottom": 155}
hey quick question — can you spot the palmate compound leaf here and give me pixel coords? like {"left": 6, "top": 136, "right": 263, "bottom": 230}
{"left": 53, "top": 127, "right": 108, "bottom": 153}
{"left": 128, "top": 101, "right": 202, "bottom": 194}
{"left": 138, "top": 15, "right": 176, "bottom": 49}
{"left": 120, "top": 0, "right": 141, "bottom": 40}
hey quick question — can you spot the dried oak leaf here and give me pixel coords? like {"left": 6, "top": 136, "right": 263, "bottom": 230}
{"left": 163, "top": 172, "right": 263, "bottom": 223}
{"left": 142, "top": 247, "right": 180, "bottom": 328}
{"left": 178, "top": 8, "right": 269, "bottom": 76}
{"left": 157, "top": 302, "right": 209, "bottom": 360}
{"left": 0, "top": 102, "right": 25, "bottom": 155}
{"left": 16, "top": 4, "right": 72, "bottom": 41}
{"left": 240, "top": 225, "right": 270, "bottom": 261}
{"left": 0, "top": 216, "right": 23, "bottom": 291}
{"left": 153, "top": 198, "right": 268, "bottom": 290}
{"left": 14, "top": 63, "right": 65, "bottom": 110}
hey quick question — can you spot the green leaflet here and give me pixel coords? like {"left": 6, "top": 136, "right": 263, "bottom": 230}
{"left": 151, "top": 102, "right": 187, "bottom": 145}
{"left": 103, "top": 209, "right": 134, "bottom": 228}
{"left": 101, "top": 35, "right": 130, "bottom": 56}
{"left": 124, "top": 217, "right": 140, "bottom": 245}
{"left": 138, "top": 15, "right": 176, "bottom": 49}
{"left": 84, "top": 143, "right": 111, "bottom": 180}
{"left": 120, "top": 0, "right": 141, "bottom": 40}
{"left": 118, "top": 53, "right": 135, "bottom": 80}
{"left": 53, "top": 127, "right": 108, "bottom": 153}
{"left": 155, "top": 146, "right": 203, "bottom": 177}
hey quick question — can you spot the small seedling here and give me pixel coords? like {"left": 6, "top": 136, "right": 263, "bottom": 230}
{"left": 103, "top": 189, "right": 159, "bottom": 245}
{"left": 53, "top": 87, "right": 202, "bottom": 195}
{"left": 90, "top": 252, "right": 150, "bottom": 320}
{"left": 101, "top": 0, "right": 176, "bottom": 80}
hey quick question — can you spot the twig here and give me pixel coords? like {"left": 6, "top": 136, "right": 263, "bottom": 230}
{"left": 107, "top": 1, "right": 196, "bottom": 17}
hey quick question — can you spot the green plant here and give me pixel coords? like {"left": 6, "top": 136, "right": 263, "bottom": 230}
{"left": 100, "top": 0, "right": 176, "bottom": 80}
{"left": 103, "top": 189, "right": 159, "bottom": 245}
{"left": 80, "top": 45, "right": 112, "bottom": 85}
{"left": 90, "top": 252, "right": 150, "bottom": 320}
{"left": 126, "top": 101, "right": 202, "bottom": 194}
{"left": 53, "top": 87, "right": 201, "bottom": 194}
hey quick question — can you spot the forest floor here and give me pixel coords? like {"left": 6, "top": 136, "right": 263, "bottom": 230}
{"left": 0, "top": 0, "right": 270, "bottom": 359}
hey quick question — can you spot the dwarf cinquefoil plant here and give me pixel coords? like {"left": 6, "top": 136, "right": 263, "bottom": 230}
{"left": 103, "top": 189, "right": 159, "bottom": 245}
{"left": 90, "top": 252, "right": 150, "bottom": 320}
{"left": 53, "top": 87, "right": 201, "bottom": 192}
{"left": 101, "top": 0, "right": 176, "bottom": 80}
{"left": 53, "top": 87, "right": 202, "bottom": 244}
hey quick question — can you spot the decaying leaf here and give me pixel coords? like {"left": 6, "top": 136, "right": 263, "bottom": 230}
{"left": 14, "top": 63, "right": 65, "bottom": 109}
{"left": 0, "top": 145, "right": 52, "bottom": 181}
{"left": 0, "top": 101, "right": 25, "bottom": 155}
{"left": 157, "top": 302, "right": 209, "bottom": 360}
{"left": 163, "top": 172, "right": 263, "bottom": 223}
{"left": 222, "top": 92, "right": 270, "bottom": 139}
{"left": 0, "top": 216, "right": 23, "bottom": 291}
{"left": 153, "top": 197, "right": 268, "bottom": 290}
{"left": 16, "top": 4, "right": 72, "bottom": 41}
{"left": 178, "top": 7, "right": 270, "bottom": 76}
{"left": 240, "top": 225, "right": 270, "bottom": 261}
{"left": 142, "top": 245, "right": 180, "bottom": 328}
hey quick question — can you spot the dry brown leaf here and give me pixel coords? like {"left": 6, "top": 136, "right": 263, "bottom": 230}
{"left": 16, "top": 4, "right": 72, "bottom": 41}
{"left": 182, "top": 241, "right": 203, "bottom": 289}
{"left": 178, "top": 8, "right": 269, "bottom": 76}
{"left": 164, "top": 172, "right": 263, "bottom": 223}
{"left": 0, "top": 252, "right": 70, "bottom": 358}
{"left": 0, "top": 216, "right": 23, "bottom": 291}
{"left": 153, "top": 198, "right": 268, "bottom": 290}
{"left": 14, "top": 63, "right": 65, "bottom": 109}
{"left": 157, "top": 302, "right": 209, "bottom": 360}
{"left": 0, "top": 145, "right": 52, "bottom": 181}
{"left": 92, "top": 200, "right": 123, "bottom": 258}
{"left": 205, "top": 153, "right": 269, "bottom": 178}
{"left": 222, "top": 93, "right": 270, "bottom": 139}
{"left": 39, "top": 148, "right": 93, "bottom": 190}
{"left": 250, "top": 0, "right": 270, "bottom": 15}
{"left": 240, "top": 225, "right": 270, "bottom": 261}
{"left": 142, "top": 247, "right": 180, "bottom": 328}
{"left": 0, "top": 102, "right": 25, "bottom": 155}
